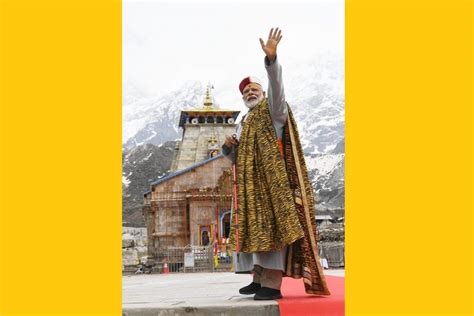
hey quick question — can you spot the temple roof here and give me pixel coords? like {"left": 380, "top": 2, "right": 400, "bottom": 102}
{"left": 178, "top": 84, "right": 240, "bottom": 127}
{"left": 143, "top": 154, "right": 225, "bottom": 196}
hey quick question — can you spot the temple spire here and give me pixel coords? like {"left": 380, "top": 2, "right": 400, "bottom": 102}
{"left": 203, "top": 82, "right": 214, "bottom": 110}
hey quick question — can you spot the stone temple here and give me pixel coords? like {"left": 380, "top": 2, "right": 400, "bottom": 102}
{"left": 143, "top": 85, "right": 240, "bottom": 271}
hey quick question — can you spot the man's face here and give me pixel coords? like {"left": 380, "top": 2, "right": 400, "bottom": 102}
{"left": 242, "top": 83, "right": 265, "bottom": 109}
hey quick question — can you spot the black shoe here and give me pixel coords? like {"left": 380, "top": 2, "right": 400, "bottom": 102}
{"left": 253, "top": 287, "right": 283, "bottom": 300}
{"left": 239, "top": 282, "right": 261, "bottom": 295}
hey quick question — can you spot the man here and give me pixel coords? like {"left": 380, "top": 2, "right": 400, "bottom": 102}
{"left": 222, "top": 28, "right": 330, "bottom": 300}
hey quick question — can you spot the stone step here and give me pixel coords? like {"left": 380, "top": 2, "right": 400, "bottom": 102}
{"left": 122, "top": 303, "right": 279, "bottom": 316}
{"left": 123, "top": 272, "right": 279, "bottom": 316}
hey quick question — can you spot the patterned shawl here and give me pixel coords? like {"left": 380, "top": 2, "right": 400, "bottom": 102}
{"left": 230, "top": 98, "right": 304, "bottom": 253}
{"left": 229, "top": 100, "right": 330, "bottom": 295}
{"left": 229, "top": 98, "right": 330, "bottom": 295}
{"left": 283, "top": 105, "right": 331, "bottom": 295}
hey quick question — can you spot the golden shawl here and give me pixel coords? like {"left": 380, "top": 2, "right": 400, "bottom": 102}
{"left": 229, "top": 99, "right": 331, "bottom": 295}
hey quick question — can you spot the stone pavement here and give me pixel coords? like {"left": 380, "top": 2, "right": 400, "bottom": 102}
{"left": 122, "top": 270, "right": 344, "bottom": 316}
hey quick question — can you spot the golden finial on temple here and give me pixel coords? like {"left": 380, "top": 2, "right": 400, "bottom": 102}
{"left": 203, "top": 82, "right": 214, "bottom": 110}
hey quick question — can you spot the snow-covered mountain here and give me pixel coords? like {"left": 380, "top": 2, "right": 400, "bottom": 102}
{"left": 122, "top": 141, "right": 176, "bottom": 226}
{"left": 306, "top": 139, "right": 345, "bottom": 212}
{"left": 122, "top": 81, "right": 205, "bottom": 150}
{"left": 285, "top": 54, "right": 344, "bottom": 155}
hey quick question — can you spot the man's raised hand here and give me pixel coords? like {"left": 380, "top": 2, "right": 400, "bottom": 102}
{"left": 259, "top": 27, "right": 282, "bottom": 62}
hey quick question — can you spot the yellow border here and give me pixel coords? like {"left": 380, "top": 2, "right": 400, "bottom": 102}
{"left": 346, "top": 0, "right": 473, "bottom": 315}
{"left": 0, "top": 0, "right": 121, "bottom": 315}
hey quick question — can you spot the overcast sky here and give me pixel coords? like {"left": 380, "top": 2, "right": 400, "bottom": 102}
{"left": 123, "top": 0, "right": 344, "bottom": 107}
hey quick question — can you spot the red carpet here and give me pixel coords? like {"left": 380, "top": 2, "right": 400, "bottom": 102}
{"left": 278, "top": 275, "right": 344, "bottom": 316}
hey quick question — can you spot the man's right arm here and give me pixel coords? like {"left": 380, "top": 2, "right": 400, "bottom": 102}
{"left": 265, "top": 55, "right": 287, "bottom": 130}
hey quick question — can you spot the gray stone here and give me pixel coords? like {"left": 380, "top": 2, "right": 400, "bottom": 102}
{"left": 122, "top": 270, "right": 344, "bottom": 316}
{"left": 123, "top": 239, "right": 135, "bottom": 248}
{"left": 123, "top": 248, "right": 138, "bottom": 266}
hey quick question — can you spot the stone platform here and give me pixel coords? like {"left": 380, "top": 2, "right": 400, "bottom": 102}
{"left": 122, "top": 270, "right": 344, "bottom": 316}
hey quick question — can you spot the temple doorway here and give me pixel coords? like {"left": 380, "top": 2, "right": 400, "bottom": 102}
{"left": 221, "top": 211, "right": 231, "bottom": 239}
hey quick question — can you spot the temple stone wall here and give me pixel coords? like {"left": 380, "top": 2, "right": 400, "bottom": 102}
{"left": 174, "top": 124, "right": 237, "bottom": 171}
{"left": 146, "top": 156, "right": 232, "bottom": 260}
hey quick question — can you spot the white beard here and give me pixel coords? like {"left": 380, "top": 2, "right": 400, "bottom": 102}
{"left": 244, "top": 95, "right": 264, "bottom": 109}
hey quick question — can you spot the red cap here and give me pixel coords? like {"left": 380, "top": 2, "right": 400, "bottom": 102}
{"left": 239, "top": 76, "right": 262, "bottom": 94}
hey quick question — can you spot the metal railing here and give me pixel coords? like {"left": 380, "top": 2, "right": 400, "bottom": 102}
{"left": 166, "top": 245, "right": 214, "bottom": 273}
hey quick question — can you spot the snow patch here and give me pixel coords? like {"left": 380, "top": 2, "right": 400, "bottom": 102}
{"left": 142, "top": 152, "right": 153, "bottom": 162}
{"left": 122, "top": 176, "right": 131, "bottom": 187}
{"left": 305, "top": 153, "right": 344, "bottom": 176}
